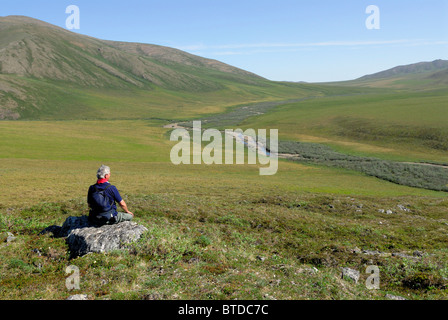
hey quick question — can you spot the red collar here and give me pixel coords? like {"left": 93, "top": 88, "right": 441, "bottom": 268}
{"left": 97, "top": 178, "right": 109, "bottom": 184}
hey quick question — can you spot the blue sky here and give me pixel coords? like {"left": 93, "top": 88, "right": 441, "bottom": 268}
{"left": 2, "top": 0, "right": 448, "bottom": 82}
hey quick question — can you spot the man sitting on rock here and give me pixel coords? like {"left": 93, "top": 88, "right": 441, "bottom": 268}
{"left": 87, "top": 165, "right": 134, "bottom": 225}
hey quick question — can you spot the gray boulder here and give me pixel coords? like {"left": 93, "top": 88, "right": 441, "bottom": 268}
{"left": 66, "top": 294, "right": 89, "bottom": 300}
{"left": 41, "top": 216, "right": 148, "bottom": 258}
{"left": 61, "top": 215, "right": 92, "bottom": 237}
{"left": 66, "top": 220, "right": 148, "bottom": 257}
{"left": 341, "top": 267, "right": 360, "bottom": 283}
{"left": 385, "top": 294, "right": 407, "bottom": 300}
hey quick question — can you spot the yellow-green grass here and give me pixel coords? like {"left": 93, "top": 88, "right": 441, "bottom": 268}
{"left": 2, "top": 158, "right": 446, "bottom": 210}
{"left": 1, "top": 156, "right": 448, "bottom": 300}
{"left": 1, "top": 120, "right": 448, "bottom": 301}
{"left": 0, "top": 120, "right": 445, "bottom": 209}
{"left": 0, "top": 119, "right": 171, "bottom": 162}
{"left": 240, "top": 90, "right": 448, "bottom": 164}
{"left": 54, "top": 86, "right": 307, "bottom": 121}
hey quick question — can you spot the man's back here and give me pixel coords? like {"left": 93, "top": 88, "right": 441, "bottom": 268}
{"left": 87, "top": 182, "right": 123, "bottom": 219}
{"left": 88, "top": 165, "right": 134, "bottom": 225}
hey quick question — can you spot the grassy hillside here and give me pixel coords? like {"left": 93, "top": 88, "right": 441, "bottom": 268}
{"left": 0, "top": 16, "right": 325, "bottom": 120}
{"left": 173, "top": 83, "right": 448, "bottom": 191}
{"left": 240, "top": 89, "right": 448, "bottom": 164}
{"left": 332, "top": 60, "right": 448, "bottom": 90}
{"left": 0, "top": 16, "right": 263, "bottom": 88}
{"left": 358, "top": 60, "right": 448, "bottom": 81}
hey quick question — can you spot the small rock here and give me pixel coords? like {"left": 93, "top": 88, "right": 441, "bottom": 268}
{"left": 143, "top": 293, "right": 164, "bottom": 300}
{"left": 378, "top": 209, "right": 385, "bottom": 214}
{"left": 188, "top": 257, "right": 200, "bottom": 264}
{"left": 341, "top": 267, "right": 360, "bottom": 283}
{"left": 385, "top": 294, "right": 407, "bottom": 300}
{"left": 362, "top": 250, "right": 382, "bottom": 255}
{"left": 256, "top": 255, "right": 266, "bottom": 262}
{"left": 66, "top": 294, "right": 89, "bottom": 300}
{"left": 386, "top": 210, "right": 394, "bottom": 215}
{"left": 270, "top": 279, "right": 281, "bottom": 286}
{"left": 296, "top": 267, "right": 318, "bottom": 275}
{"left": 6, "top": 232, "right": 16, "bottom": 243}
{"left": 413, "top": 251, "right": 424, "bottom": 257}
{"left": 392, "top": 252, "right": 417, "bottom": 260}
{"left": 397, "top": 205, "right": 411, "bottom": 212}
{"left": 352, "top": 247, "right": 362, "bottom": 254}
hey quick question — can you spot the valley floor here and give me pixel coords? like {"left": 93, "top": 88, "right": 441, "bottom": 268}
{"left": 0, "top": 119, "right": 447, "bottom": 300}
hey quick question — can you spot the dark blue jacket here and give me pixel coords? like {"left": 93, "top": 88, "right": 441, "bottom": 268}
{"left": 87, "top": 182, "right": 123, "bottom": 218}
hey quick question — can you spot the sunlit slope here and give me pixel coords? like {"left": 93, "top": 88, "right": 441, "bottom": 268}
{"left": 0, "top": 16, "right": 318, "bottom": 120}
{"left": 333, "top": 59, "right": 448, "bottom": 89}
{"left": 241, "top": 89, "right": 448, "bottom": 163}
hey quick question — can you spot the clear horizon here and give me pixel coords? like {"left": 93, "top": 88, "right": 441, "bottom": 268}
{"left": 2, "top": 0, "right": 448, "bottom": 82}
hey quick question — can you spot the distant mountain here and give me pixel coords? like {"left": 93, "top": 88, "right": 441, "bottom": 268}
{"left": 427, "top": 67, "right": 448, "bottom": 84}
{"left": 358, "top": 59, "right": 448, "bottom": 81}
{"left": 2, "top": 16, "right": 306, "bottom": 120}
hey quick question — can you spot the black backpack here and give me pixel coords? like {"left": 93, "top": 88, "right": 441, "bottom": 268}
{"left": 90, "top": 184, "right": 114, "bottom": 215}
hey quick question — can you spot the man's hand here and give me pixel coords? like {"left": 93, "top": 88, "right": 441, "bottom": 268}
{"left": 119, "top": 200, "right": 134, "bottom": 217}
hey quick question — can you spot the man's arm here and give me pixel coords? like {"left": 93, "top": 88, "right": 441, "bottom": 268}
{"left": 87, "top": 187, "right": 91, "bottom": 209}
{"left": 119, "top": 200, "right": 134, "bottom": 216}
{"left": 112, "top": 186, "right": 134, "bottom": 216}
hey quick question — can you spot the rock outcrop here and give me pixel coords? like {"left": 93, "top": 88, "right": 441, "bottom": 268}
{"left": 40, "top": 216, "right": 148, "bottom": 258}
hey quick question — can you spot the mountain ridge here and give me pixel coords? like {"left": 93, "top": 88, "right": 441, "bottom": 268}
{"left": 0, "top": 15, "right": 301, "bottom": 120}
{"left": 0, "top": 15, "right": 446, "bottom": 120}
{"left": 357, "top": 59, "right": 448, "bottom": 81}
{"left": 0, "top": 15, "right": 264, "bottom": 89}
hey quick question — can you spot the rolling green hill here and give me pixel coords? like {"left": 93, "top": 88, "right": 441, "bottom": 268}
{"left": 333, "top": 59, "right": 448, "bottom": 89}
{"left": 227, "top": 59, "right": 448, "bottom": 165}
{"left": 0, "top": 16, "right": 320, "bottom": 120}
{"left": 0, "top": 16, "right": 265, "bottom": 89}
{"left": 358, "top": 59, "right": 448, "bottom": 81}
